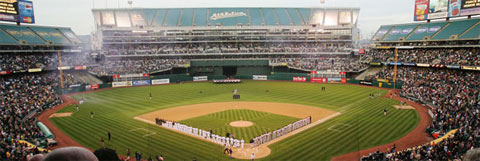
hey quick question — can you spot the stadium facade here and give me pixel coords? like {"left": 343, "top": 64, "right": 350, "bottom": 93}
{"left": 91, "top": 8, "right": 360, "bottom": 52}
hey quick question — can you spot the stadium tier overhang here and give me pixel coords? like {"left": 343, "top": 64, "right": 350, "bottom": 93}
{"left": 371, "top": 18, "right": 480, "bottom": 45}
{"left": 92, "top": 7, "right": 359, "bottom": 30}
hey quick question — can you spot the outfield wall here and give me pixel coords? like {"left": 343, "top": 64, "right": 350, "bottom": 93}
{"left": 59, "top": 73, "right": 402, "bottom": 94}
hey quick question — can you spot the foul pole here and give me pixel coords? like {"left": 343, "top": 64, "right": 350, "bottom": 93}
{"left": 58, "top": 51, "right": 65, "bottom": 89}
{"left": 393, "top": 48, "right": 398, "bottom": 89}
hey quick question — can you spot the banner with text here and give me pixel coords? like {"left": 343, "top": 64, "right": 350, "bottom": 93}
{"left": 193, "top": 76, "right": 208, "bottom": 82}
{"left": 152, "top": 79, "right": 170, "bottom": 85}
{"left": 311, "top": 77, "right": 327, "bottom": 83}
{"left": 253, "top": 75, "right": 268, "bottom": 80}
{"left": 133, "top": 80, "right": 151, "bottom": 86}
{"left": 112, "top": 81, "right": 132, "bottom": 88}
{"left": 293, "top": 77, "right": 307, "bottom": 82}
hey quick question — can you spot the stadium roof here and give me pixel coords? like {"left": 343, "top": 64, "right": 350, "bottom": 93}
{"left": 0, "top": 23, "right": 81, "bottom": 46}
{"left": 372, "top": 18, "right": 480, "bottom": 42}
{"left": 92, "top": 7, "right": 359, "bottom": 28}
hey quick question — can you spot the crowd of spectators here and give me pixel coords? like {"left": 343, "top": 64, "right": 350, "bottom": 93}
{"left": 0, "top": 73, "right": 62, "bottom": 160}
{"left": 368, "top": 48, "right": 480, "bottom": 66}
{"left": 271, "top": 57, "right": 367, "bottom": 72}
{"left": 362, "top": 66, "right": 480, "bottom": 160}
{"left": 88, "top": 58, "right": 190, "bottom": 76}
{"left": 0, "top": 53, "right": 93, "bottom": 72}
{"left": 103, "top": 43, "right": 351, "bottom": 55}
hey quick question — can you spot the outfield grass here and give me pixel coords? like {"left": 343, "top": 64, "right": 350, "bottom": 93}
{"left": 50, "top": 80, "right": 419, "bottom": 160}
{"left": 180, "top": 109, "right": 299, "bottom": 141}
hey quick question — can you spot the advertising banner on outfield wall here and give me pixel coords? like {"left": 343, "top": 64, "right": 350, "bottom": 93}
{"left": 193, "top": 76, "right": 208, "bottom": 82}
{"left": 360, "top": 80, "right": 373, "bottom": 86}
{"left": 152, "top": 79, "right": 170, "bottom": 85}
{"left": 293, "top": 77, "right": 307, "bottom": 82}
{"left": 133, "top": 80, "right": 151, "bottom": 86}
{"left": 311, "top": 77, "right": 327, "bottom": 83}
{"left": 417, "top": 63, "right": 431, "bottom": 67}
{"left": 253, "top": 75, "right": 268, "bottom": 80}
{"left": 112, "top": 81, "right": 132, "bottom": 88}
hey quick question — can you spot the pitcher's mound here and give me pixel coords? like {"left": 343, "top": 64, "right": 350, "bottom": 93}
{"left": 229, "top": 121, "right": 254, "bottom": 127}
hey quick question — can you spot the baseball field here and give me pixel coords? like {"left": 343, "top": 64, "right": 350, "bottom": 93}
{"left": 49, "top": 80, "right": 419, "bottom": 160}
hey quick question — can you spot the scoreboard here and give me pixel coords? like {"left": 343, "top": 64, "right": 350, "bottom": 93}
{"left": 0, "top": 0, "right": 34, "bottom": 23}
{"left": 0, "top": 0, "right": 18, "bottom": 22}
{"left": 414, "top": 0, "right": 480, "bottom": 21}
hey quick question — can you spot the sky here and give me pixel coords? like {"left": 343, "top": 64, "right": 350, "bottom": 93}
{"left": 29, "top": 0, "right": 415, "bottom": 39}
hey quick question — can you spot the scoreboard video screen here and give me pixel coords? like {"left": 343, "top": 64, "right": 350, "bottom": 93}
{"left": 0, "top": 0, "right": 19, "bottom": 22}
{"left": 0, "top": 0, "right": 34, "bottom": 23}
{"left": 415, "top": 0, "right": 480, "bottom": 21}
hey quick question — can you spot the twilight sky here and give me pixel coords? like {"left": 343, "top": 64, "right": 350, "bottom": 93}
{"left": 29, "top": 0, "right": 415, "bottom": 38}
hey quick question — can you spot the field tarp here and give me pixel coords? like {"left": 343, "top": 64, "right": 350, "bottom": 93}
{"left": 37, "top": 122, "right": 54, "bottom": 139}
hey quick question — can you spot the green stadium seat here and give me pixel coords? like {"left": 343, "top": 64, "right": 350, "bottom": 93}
{"left": 249, "top": 8, "right": 264, "bottom": 26}
{"left": 406, "top": 22, "right": 447, "bottom": 41}
{"left": 193, "top": 8, "right": 207, "bottom": 26}
{"left": 180, "top": 9, "right": 194, "bottom": 27}
{"left": 262, "top": 8, "right": 277, "bottom": 26}
{"left": 0, "top": 25, "right": 45, "bottom": 45}
{"left": 275, "top": 9, "right": 292, "bottom": 26}
{"left": 151, "top": 9, "right": 167, "bottom": 27}
{"left": 0, "top": 28, "right": 19, "bottom": 45}
{"left": 372, "top": 26, "right": 393, "bottom": 41}
{"left": 383, "top": 24, "right": 418, "bottom": 41}
{"left": 297, "top": 8, "right": 311, "bottom": 25}
{"left": 29, "top": 26, "right": 72, "bottom": 45}
{"left": 459, "top": 22, "right": 480, "bottom": 40}
{"left": 165, "top": 9, "right": 181, "bottom": 27}
{"left": 432, "top": 19, "right": 480, "bottom": 40}
{"left": 143, "top": 9, "right": 157, "bottom": 26}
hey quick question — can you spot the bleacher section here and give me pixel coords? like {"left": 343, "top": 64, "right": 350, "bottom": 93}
{"left": 373, "top": 18, "right": 480, "bottom": 42}
{"left": 0, "top": 29, "right": 18, "bottom": 45}
{"left": 371, "top": 26, "right": 392, "bottom": 41}
{"left": 249, "top": 8, "right": 264, "bottom": 26}
{"left": 460, "top": 22, "right": 480, "bottom": 40}
{"left": 92, "top": 8, "right": 359, "bottom": 28}
{"left": 29, "top": 26, "right": 72, "bottom": 46}
{"left": 0, "top": 25, "right": 46, "bottom": 45}
{"left": 406, "top": 22, "right": 447, "bottom": 41}
{"left": 0, "top": 23, "right": 79, "bottom": 46}
{"left": 383, "top": 24, "right": 418, "bottom": 41}
{"left": 432, "top": 19, "right": 480, "bottom": 40}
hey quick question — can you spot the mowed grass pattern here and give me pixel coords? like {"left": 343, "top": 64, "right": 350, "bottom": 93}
{"left": 180, "top": 109, "right": 299, "bottom": 141}
{"left": 50, "top": 80, "right": 419, "bottom": 161}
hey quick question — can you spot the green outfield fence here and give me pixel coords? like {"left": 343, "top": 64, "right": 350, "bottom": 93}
{"left": 58, "top": 72, "right": 402, "bottom": 94}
